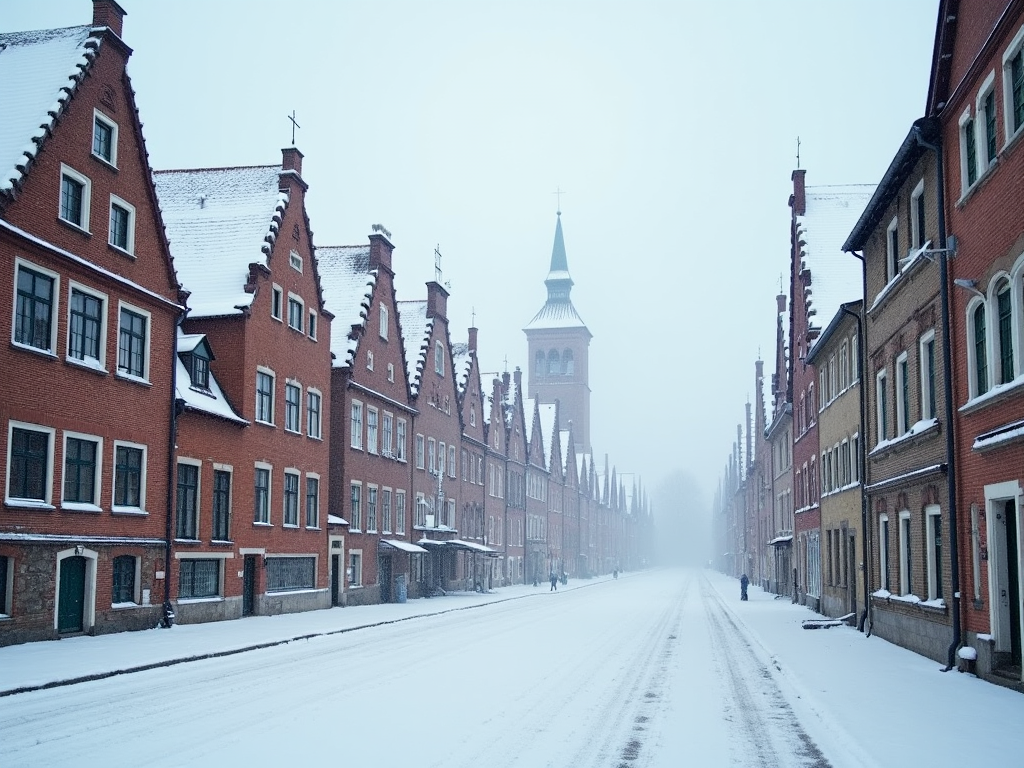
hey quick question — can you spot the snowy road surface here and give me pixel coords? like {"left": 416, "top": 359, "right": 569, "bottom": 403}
{"left": 2, "top": 569, "right": 1023, "bottom": 767}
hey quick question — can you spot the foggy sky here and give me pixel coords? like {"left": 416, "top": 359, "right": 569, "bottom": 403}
{"left": 7, "top": 1, "right": 938, "bottom": 511}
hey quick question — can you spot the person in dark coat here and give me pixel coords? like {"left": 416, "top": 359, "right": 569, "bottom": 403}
{"left": 740, "top": 573, "right": 749, "bottom": 601}
{"left": 550, "top": 571, "right": 558, "bottom": 591}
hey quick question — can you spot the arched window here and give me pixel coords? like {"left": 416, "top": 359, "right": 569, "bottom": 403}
{"left": 547, "top": 350, "right": 560, "bottom": 375}
{"left": 995, "top": 278, "right": 1014, "bottom": 384}
{"left": 535, "top": 350, "right": 545, "bottom": 376}
{"left": 562, "top": 349, "right": 574, "bottom": 375}
{"left": 969, "top": 301, "right": 989, "bottom": 397}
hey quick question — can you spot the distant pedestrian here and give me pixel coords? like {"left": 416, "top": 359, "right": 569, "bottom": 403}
{"left": 613, "top": 568, "right": 618, "bottom": 579}
{"left": 740, "top": 573, "right": 749, "bottom": 601}
{"left": 550, "top": 571, "right": 558, "bottom": 591}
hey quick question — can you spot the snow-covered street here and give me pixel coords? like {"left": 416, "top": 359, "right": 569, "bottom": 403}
{"left": 2, "top": 569, "right": 1023, "bottom": 768}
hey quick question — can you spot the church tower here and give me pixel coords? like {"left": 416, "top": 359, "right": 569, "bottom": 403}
{"left": 524, "top": 212, "right": 592, "bottom": 453}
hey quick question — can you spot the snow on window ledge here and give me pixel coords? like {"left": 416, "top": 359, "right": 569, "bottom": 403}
{"left": 869, "top": 419, "right": 939, "bottom": 457}
{"left": 960, "top": 374, "right": 1024, "bottom": 416}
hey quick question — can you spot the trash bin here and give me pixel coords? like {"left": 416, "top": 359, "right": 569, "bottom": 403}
{"left": 395, "top": 574, "right": 407, "bottom": 604}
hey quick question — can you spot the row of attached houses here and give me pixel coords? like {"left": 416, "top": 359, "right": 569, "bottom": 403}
{"left": 716, "top": 0, "right": 1024, "bottom": 690}
{"left": 0, "top": 1, "right": 653, "bottom": 646}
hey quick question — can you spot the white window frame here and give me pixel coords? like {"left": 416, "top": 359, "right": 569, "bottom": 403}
{"left": 910, "top": 179, "right": 926, "bottom": 251}
{"left": 256, "top": 366, "right": 276, "bottom": 425}
{"left": 367, "top": 350, "right": 374, "bottom": 371}
{"left": 899, "top": 510, "right": 913, "bottom": 597}
{"left": 350, "top": 400, "right": 364, "bottom": 449}
{"left": 1001, "top": 23, "right": 1024, "bottom": 145}
{"left": 434, "top": 340, "right": 445, "bottom": 375}
{"left": 977, "top": 70, "right": 998, "bottom": 169}
{"left": 271, "top": 284, "right": 283, "bottom": 321}
{"left": 919, "top": 330, "right": 937, "bottom": 420}
{"left": 396, "top": 419, "right": 407, "bottom": 462}
{"left": 382, "top": 411, "right": 394, "bottom": 458}
{"left": 885, "top": 216, "right": 899, "bottom": 281}
{"left": 851, "top": 433, "right": 860, "bottom": 484}
{"left": 875, "top": 368, "right": 888, "bottom": 444}
{"left": 61, "top": 430, "right": 103, "bottom": 511}
{"left": 965, "top": 297, "right": 989, "bottom": 400}
{"left": 306, "top": 388, "right": 322, "bottom": 439}
{"left": 415, "top": 433, "right": 425, "bottom": 469}
{"left": 91, "top": 109, "right": 118, "bottom": 167}
{"left": 308, "top": 310, "right": 317, "bottom": 341}
{"left": 396, "top": 489, "right": 406, "bottom": 534}
{"left": 108, "top": 194, "right": 136, "bottom": 256}
{"left": 282, "top": 468, "right": 301, "bottom": 528}
{"left": 366, "top": 484, "right": 378, "bottom": 533}
{"left": 387, "top": 363, "right": 395, "bottom": 383}
{"left": 305, "top": 472, "right": 320, "bottom": 529}
{"left": 116, "top": 301, "right": 151, "bottom": 383}
{"left": 5, "top": 421, "right": 56, "bottom": 508}
{"left": 958, "top": 105, "right": 978, "bottom": 195}
{"left": 287, "top": 293, "right": 304, "bottom": 333}
{"left": 879, "top": 513, "right": 890, "bottom": 592}
{"left": 851, "top": 332, "right": 860, "bottom": 382}
{"left": 926, "top": 504, "right": 943, "bottom": 601}
{"left": 66, "top": 280, "right": 108, "bottom": 370}
{"left": 175, "top": 456, "right": 202, "bottom": 540}
{"left": 348, "top": 549, "right": 363, "bottom": 587}
{"left": 112, "top": 439, "right": 148, "bottom": 515}
{"left": 13, "top": 258, "right": 60, "bottom": 355}
{"left": 254, "top": 461, "right": 273, "bottom": 525}
{"left": 449, "top": 444, "right": 457, "bottom": 479}
{"left": 895, "top": 351, "right": 909, "bottom": 436}
{"left": 379, "top": 304, "right": 389, "bottom": 340}
{"left": 991, "top": 276, "right": 1017, "bottom": 385}
{"left": 289, "top": 250, "right": 303, "bottom": 272}
{"left": 350, "top": 481, "right": 362, "bottom": 532}
{"left": 59, "top": 163, "right": 92, "bottom": 231}
{"left": 366, "top": 406, "right": 379, "bottom": 455}
{"left": 284, "top": 380, "right": 302, "bottom": 434}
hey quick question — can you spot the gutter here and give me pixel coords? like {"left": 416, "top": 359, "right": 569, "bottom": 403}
{"left": 914, "top": 121, "right": 963, "bottom": 671}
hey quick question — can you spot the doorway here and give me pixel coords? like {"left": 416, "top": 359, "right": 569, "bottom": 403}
{"left": 379, "top": 555, "right": 392, "bottom": 603}
{"left": 848, "top": 531, "right": 858, "bottom": 616}
{"left": 242, "top": 555, "right": 257, "bottom": 617}
{"left": 990, "top": 493, "right": 1022, "bottom": 669}
{"left": 57, "top": 556, "right": 86, "bottom": 633}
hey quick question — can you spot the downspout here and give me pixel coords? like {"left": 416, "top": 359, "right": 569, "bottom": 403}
{"left": 840, "top": 297, "right": 871, "bottom": 634}
{"left": 163, "top": 308, "right": 187, "bottom": 627}
{"left": 914, "top": 124, "right": 962, "bottom": 670}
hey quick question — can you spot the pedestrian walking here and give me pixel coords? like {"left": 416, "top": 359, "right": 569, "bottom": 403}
{"left": 740, "top": 573, "right": 749, "bottom": 601}
{"left": 550, "top": 571, "right": 558, "bottom": 591}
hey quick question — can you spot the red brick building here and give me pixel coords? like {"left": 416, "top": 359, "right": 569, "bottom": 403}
{"left": 153, "top": 148, "right": 334, "bottom": 622}
{"left": 0, "top": 2, "right": 184, "bottom": 644}
{"left": 489, "top": 370, "right": 525, "bottom": 585}
{"left": 931, "top": 0, "right": 1024, "bottom": 683}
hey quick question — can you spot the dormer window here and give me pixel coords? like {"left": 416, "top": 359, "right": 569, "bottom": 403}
{"left": 191, "top": 353, "right": 210, "bottom": 390}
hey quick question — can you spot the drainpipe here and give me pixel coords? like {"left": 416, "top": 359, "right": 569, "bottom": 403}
{"left": 840, "top": 298, "right": 871, "bottom": 634}
{"left": 163, "top": 308, "right": 187, "bottom": 627}
{"left": 914, "top": 123, "right": 962, "bottom": 670}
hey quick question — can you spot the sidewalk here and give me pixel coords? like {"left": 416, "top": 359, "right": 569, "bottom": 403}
{"left": 702, "top": 568, "right": 1024, "bottom": 768}
{"left": 0, "top": 575, "right": 604, "bottom": 696}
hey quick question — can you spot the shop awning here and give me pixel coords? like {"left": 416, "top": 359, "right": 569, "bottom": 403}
{"left": 379, "top": 539, "right": 429, "bottom": 554}
{"left": 446, "top": 539, "right": 500, "bottom": 557}
{"left": 769, "top": 535, "right": 794, "bottom": 546}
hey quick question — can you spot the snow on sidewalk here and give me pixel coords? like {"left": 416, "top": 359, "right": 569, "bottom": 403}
{"left": 703, "top": 569, "right": 1024, "bottom": 768}
{"left": 0, "top": 576, "right": 600, "bottom": 695}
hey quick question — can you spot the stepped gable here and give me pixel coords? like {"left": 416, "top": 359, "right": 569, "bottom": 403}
{"left": 317, "top": 244, "right": 375, "bottom": 368}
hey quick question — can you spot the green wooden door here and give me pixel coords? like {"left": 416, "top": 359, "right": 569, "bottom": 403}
{"left": 58, "top": 556, "right": 86, "bottom": 633}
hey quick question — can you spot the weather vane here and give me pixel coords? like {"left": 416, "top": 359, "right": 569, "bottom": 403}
{"left": 288, "top": 110, "right": 301, "bottom": 145}
{"left": 434, "top": 245, "right": 443, "bottom": 284}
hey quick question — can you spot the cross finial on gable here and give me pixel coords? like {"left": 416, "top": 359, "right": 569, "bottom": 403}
{"left": 553, "top": 186, "right": 565, "bottom": 215}
{"left": 796, "top": 136, "right": 801, "bottom": 169}
{"left": 288, "top": 110, "right": 301, "bottom": 145}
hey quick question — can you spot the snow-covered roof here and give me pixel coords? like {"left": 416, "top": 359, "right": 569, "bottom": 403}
{"left": 175, "top": 332, "right": 247, "bottom": 425}
{"left": 538, "top": 402, "right": 557, "bottom": 467}
{"left": 451, "top": 341, "right": 473, "bottom": 396}
{"left": 380, "top": 539, "right": 429, "bottom": 554}
{"left": 524, "top": 300, "right": 588, "bottom": 331}
{"left": 397, "top": 300, "right": 432, "bottom": 397}
{"left": 503, "top": 378, "right": 520, "bottom": 428}
{"left": 559, "top": 429, "right": 572, "bottom": 473}
{"left": 798, "top": 185, "right": 875, "bottom": 356}
{"left": 316, "top": 245, "right": 375, "bottom": 369}
{"left": 153, "top": 165, "right": 288, "bottom": 317}
{"left": 0, "top": 24, "right": 100, "bottom": 194}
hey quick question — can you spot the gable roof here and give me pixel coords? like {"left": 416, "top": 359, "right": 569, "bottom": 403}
{"left": 451, "top": 341, "right": 473, "bottom": 396}
{"left": 316, "top": 244, "right": 375, "bottom": 369}
{"left": 153, "top": 165, "right": 288, "bottom": 317}
{"left": 175, "top": 331, "right": 247, "bottom": 425}
{"left": 798, "top": 185, "right": 875, "bottom": 356}
{"left": 397, "top": 300, "right": 432, "bottom": 397}
{"left": 0, "top": 24, "right": 101, "bottom": 196}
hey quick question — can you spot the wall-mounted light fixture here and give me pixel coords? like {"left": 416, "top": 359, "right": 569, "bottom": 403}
{"left": 953, "top": 278, "right": 985, "bottom": 298}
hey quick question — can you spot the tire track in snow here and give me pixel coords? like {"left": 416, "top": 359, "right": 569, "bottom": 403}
{"left": 700, "top": 574, "right": 831, "bottom": 768}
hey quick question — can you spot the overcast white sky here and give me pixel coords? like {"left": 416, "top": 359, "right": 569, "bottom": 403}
{"left": 8, "top": 1, "right": 938, "bottom": 514}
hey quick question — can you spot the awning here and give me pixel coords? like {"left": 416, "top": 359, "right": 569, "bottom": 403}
{"left": 416, "top": 538, "right": 448, "bottom": 549}
{"left": 328, "top": 514, "right": 349, "bottom": 526}
{"left": 769, "top": 535, "right": 793, "bottom": 547}
{"left": 446, "top": 539, "right": 500, "bottom": 557}
{"left": 379, "top": 539, "right": 429, "bottom": 554}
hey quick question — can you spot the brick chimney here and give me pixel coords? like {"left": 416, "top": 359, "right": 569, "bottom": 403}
{"left": 425, "top": 281, "right": 449, "bottom": 321}
{"left": 468, "top": 327, "right": 478, "bottom": 354}
{"left": 777, "top": 292, "right": 787, "bottom": 313}
{"left": 513, "top": 366, "right": 522, "bottom": 390}
{"left": 369, "top": 229, "right": 394, "bottom": 272}
{"left": 790, "top": 169, "right": 806, "bottom": 216}
{"left": 93, "top": 0, "right": 126, "bottom": 37}
{"left": 282, "top": 147, "right": 303, "bottom": 175}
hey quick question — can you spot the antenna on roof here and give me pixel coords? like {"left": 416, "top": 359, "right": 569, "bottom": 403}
{"left": 434, "top": 245, "right": 443, "bottom": 284}
{"left": 288, "top": 110, "right": 301, "bottom": 145}
{"left": 796, "top": 136, "right": 801, "bottom": 169}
